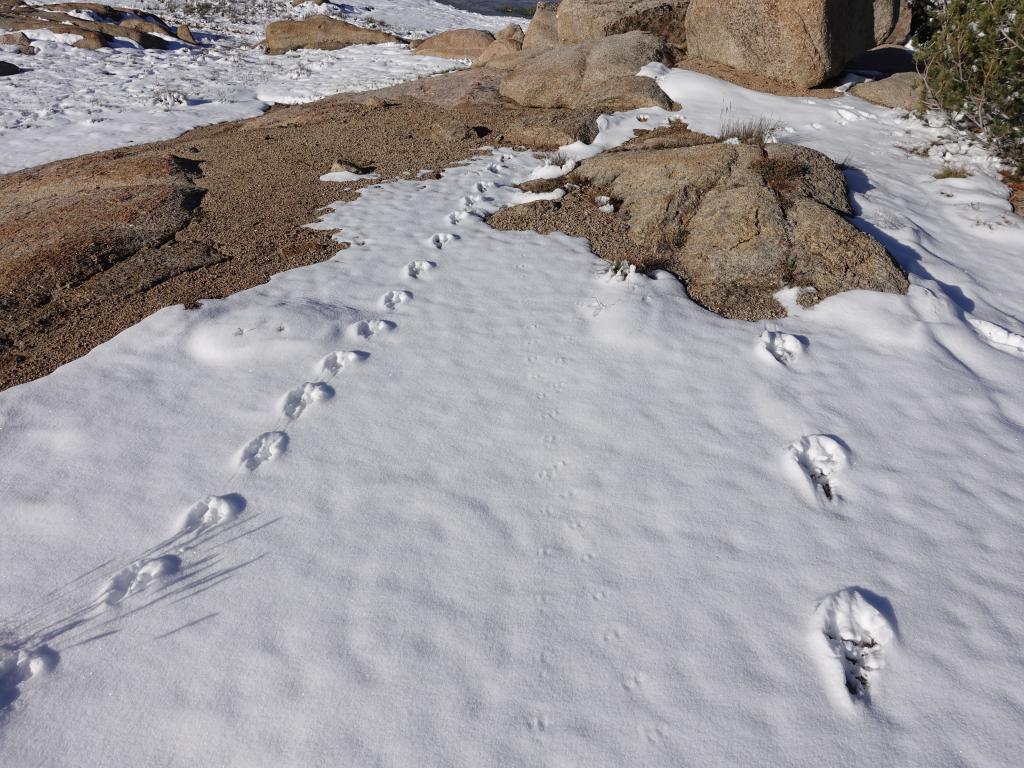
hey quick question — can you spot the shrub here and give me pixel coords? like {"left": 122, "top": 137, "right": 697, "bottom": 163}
{"left": 916, "top": 0, "right": 1024, "bottom": 174}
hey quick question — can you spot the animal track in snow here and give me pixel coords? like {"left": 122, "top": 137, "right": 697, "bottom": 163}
{"left": 179, "top": 494, "right": 244, "bottom": 537}
{"left": 405, "top": 260, "right": 437, "bottom": 279}
{"left": 760, "top": 330, "right": 806, "bottom": 365}
{"left": 282, "top": 382, "right": 334, "bottom": 420}
{"left": 969, "top": 318, "right": 1024, "bottom": 357}
{"left": 815, "top": 588, "right": 895, "bottom": 700}
{"left": 536, "top": 460, "right": 566, "bottom": 482}
{"left": 320, "top": 350, "right": 369, "bottom": 376}
{"left": 381, "top": 290, "right": 413, "bottom": 311}
{"left": 430, "top": 233, "right": 455, "bottom": 249}
{"left": 346, "top": 319, "right": 396, "bottom": 340}
{"left": 447, "top": 210, "right": 466, "bottom": 225}
{"left": 0, "top": 645, "right": 59, "bottom": 709}
{"left": 240, "top": 431, "right": 289, "bottom": 471}
{"left": 101, "top": 555, "right": 182, "bottom": 606}
{"left": 787, "top": 434, "right": 850, "bottom": 501}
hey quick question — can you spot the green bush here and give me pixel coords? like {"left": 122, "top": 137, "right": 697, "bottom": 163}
{"left": 916, "top": 0, "right": 1024, "bottom": 174}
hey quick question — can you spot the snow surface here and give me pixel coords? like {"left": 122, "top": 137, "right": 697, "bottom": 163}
{"left": 0, "top": 39, "right": 462, "bottom": 174}
{"left": 0, "top": 0, "right": 510, "bottom": 174}
{"left": 3, "top": 65, "right": 1024, "bottom": 768}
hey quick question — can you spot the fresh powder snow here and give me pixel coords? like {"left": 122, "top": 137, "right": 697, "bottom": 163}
{"left": 2, "top": 63, "right": 1024, "bottom": 765}
{"left": 3, "top": 13, "right": 1024, "bottom": 768}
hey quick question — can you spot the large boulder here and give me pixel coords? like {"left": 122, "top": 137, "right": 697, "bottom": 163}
{"left": 851, "top": 71, "right": 924, "bottom": 112}
{"left": 474, "top": 36, "right": 522, "bottom": 66}
{"left": 872, "top": 0, "right": 908, "bottom": 45}
{"left": 495, "top": 23, "right": 524, "bottom": 43}
{"left": 522, "top": 1, "right": 558, "bottom": 50}
{"left": 490, "top": 138, "right": 908, "bottom": 320}
{"left": 0, "top": 31, "right": 35, "bottom": 54}
{"left": 499, "top": 31, "right": 674, "bottom": 111}
{"left": 685, "top": 0, "right": 902, "bottom": 88}
{"left": 72, "top": 28, "right": 108, "bottom": 48}
{"left": 882, "top": 0, "right": 912, "bottom": 45}
{"left": 412, "top": 28, "right": 494, "bottom": 60}
{"left": 556, "top": 0, "right": 690, "bottom": 49}
{"left": 265, "top": 17, "right": 400, "bottom": 55}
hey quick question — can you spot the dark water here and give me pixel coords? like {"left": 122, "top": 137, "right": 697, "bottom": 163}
{"left": 435, "top": 0, "right": 553, "bottom": 18}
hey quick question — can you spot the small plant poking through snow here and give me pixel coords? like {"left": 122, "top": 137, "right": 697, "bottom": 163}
{"left": 602, "top": 260, "right": 636, "bottom": 281}
{"left": 933, "top": 164, "right": 971, "bottom": 179}
{"left": 152, "top": 90, "right": 189, "bottom": 108}
{"left": 527, "top": 151, "right": 577, "bottom": 181}
{"left": 719, "top": 116, "right": 783, "bottom": 147}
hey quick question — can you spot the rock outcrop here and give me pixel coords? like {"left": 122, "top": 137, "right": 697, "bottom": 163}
{"left": 685, "top": 0, "right": 903, "bottom": 88}
{"left": 476, "top": 26, "right": 524, "bottom": 66}
{"left": 490, "top": 131, "right": 908, "bottom": 319}
{"left": 556, "top": 0, "right": 690, "bottom": 50}
{"left": 0, "top": 31, "right": 36, "bottom": 54}
{"left": 0, "top": 154, "right": 205, "bottom": 317}
{"left": 881, "top": 0, "right": 913, "bottom": 45}
{"left": 851, "top": 72, "right": 924, "bottom": 112}
{"left": 412, "top": 28, "right": 494, "bottom": 59}
{"left": 0, "top": 2, "right": 196, "bottom": 50}
{"left": 265, "top": 17, "right": 401, "bottom": 55}
{"left": 522, "top": 1, "right": 559, "bottom": 50}
{"left": 496, "top": 24, "right": 524, "bottom": 43}
{"left": 499, "top": 31, "right": 675, "bottom": 111}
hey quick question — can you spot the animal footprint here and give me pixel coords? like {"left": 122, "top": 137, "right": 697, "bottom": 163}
{"left": 101, "top": 555, "right": 182, "bottom": 606}
{"left": 240, "top": 431, "right": 288, "bottom": 471}
{"left": 535, "top": 460, "right": 566, "bottom": 481}
{"left": 347, "top": 319, "right": 396, "bottom": 340}
{"left": 760, "top": 330, "right": 806, "bottom": 365}
{"left": 179, "top": 494, "right": 244, "bottom": 536}
{"left": 405, "top": 260, "right": 437, "bottom": 279}
{"left": 282, "top": 382, "right": 334, "bottom": 420}
{"left": 381, "top": 290, "right": 413, "bottom": 311}
{"left": 430, "top": 233, "right": 455, "bottom": 249}
{"left": 815, "top": 588, "right": 895, "bottom": 700}
{"left": 447, "top": 210, "right": 466, "bottom": 225}
{"left": 0, "top": 645, "right": 59, "bottom": 709}
{"left": 787, "top": 434, "right": 850, "bottom": 501}
{"left": 320, "top": 350, "right": 369, "bottom": 376}
{"left": 969, "top": 317, "right": 1024, "bottom": 357}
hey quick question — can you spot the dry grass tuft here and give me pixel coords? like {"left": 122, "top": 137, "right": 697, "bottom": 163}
{"left": 719, "top": 116, "right": 783, "bottom": 147}
{"left": 751, "top": 157, "right": 809, "bottom": 201}
{"left": 933, "top": 165, "right": 971, "bottom": 179}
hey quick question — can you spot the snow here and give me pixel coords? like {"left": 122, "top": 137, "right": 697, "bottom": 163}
{"left": 0, "top": 38, "right": 464, "bottom": 174}
{"left": 321, "top": 169, "right": 379, "bottom": 182}
{"left": 0, "top": 0, "right": 510, "bottom": 174}
{"left": 3, "top": 56, "right": 1024, "bottom": 765}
